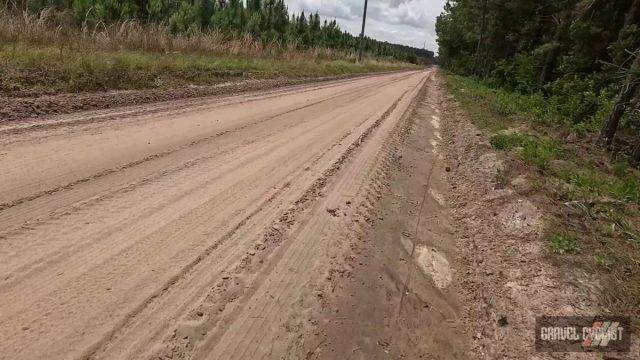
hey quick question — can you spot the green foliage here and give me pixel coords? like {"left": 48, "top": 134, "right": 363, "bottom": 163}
{"left": 73, "top": 0, "right": 139, "bottom": 22}
{"left": 549, "top": 233, "right": 579, "bottom": 255}
{"left": 26, "top": 0, "right": 64, "bottom": 12}
{"left": 557, "top": 168, "right": 640, "bottom": 205}
{"left": 491, "top": 52, "right": 543, "bottom": 93}
{"left": 436, "top": 0, "right": 640, "bottom": 141}
{"left": 490, "top": 132, "right": 561, "bottom": 170}
{"left": 546, "top": 75, "right": 599, "bottom": 124}
{"left": 169, "top": 2, "right": 200, "bottom": 33}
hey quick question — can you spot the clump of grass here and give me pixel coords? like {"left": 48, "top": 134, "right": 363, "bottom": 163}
{"left": 594, "top": 253, "right": 613, "bottom": 269}
{"left": 495, "top": 167, "right": 508, "bottom": 188}
{"left": 612, "top": 161, "right": 630, "bottom": 178}
{"left": 489, "top": 132, "right": 529, "bottom": 150}
{"left": 520, "top": 139, "right": 561, "bottom": 170}
{"left": 549, "top": 233, "right": 579, "bottom": 254}
{"left": 555, "top": 168, "right": 640, "bottom": 205}
{"left": 490, "top": 132, "right": 561, "bottom": 170}
{"left": 601, "top": 207, "right": 640, "bottom": 245}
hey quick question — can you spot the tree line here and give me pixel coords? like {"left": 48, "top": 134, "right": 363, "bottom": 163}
{"left": 436, "top": 0, "right": 640, "bottom": 159}
{"left": 4, "top": 0, "right": 434, "bottom": 64}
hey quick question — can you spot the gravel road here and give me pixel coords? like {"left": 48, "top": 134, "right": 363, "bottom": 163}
{"left": 0, "top": 71, "right": 437, "bottom": 359}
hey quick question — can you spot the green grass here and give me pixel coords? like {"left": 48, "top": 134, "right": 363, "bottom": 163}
{"left": 490, "top": 132, "right": 561, "bottom": 170}
{"left": 446, "top": 74, "right": 550, "bottom": 125}
{"left": 555, "top": 168, "right": 640, "bottom": 205}
{"left": 0, "top": 43, "right": 411, "bottom": 95}
{"left": 549, "top": 234, "right": 579, "bottom": 255}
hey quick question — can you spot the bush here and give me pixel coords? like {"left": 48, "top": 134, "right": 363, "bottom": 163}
{"left": 74, "top": 0, "right": 139, "bottom": 22}
{"left": 169, "top": 2, "right": 200, "bottom": 34}
{"left": 546, "top": 75, "right": 598, "bottom": 125}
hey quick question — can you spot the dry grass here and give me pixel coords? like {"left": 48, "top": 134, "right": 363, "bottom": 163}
{"left": 0, "top": 8, "right": 352, "bottom": 60}
{"left": 0, "top": 9, "right": 413, "bottom": 95}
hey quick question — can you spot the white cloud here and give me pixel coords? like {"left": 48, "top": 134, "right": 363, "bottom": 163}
{"left": 286, "top": 0, "right": 446, "bottom": 53}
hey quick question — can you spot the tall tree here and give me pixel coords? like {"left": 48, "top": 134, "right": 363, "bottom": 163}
{"left": 538, "top": 9, "right": 571, "bottom": 88}
{"left": 600, "top": 50, "right": 640, "bottom": 145}
{"left": 473, "top": 0, "right": 488, "bottom": 76}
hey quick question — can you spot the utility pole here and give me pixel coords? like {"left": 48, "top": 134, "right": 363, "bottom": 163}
{"left": 358, "top": 0, "right": 369, "bottom": 62}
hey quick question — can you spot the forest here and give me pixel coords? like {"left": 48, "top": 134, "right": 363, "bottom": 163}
{"left": 436, "top": 0, "right": 640, "bottom": 160}
{"left": 2, "top": 0, "right": 434, "bottom": 64}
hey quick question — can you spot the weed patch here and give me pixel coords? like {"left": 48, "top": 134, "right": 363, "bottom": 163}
{"left": 490, "top": 132, "right": 561, "bottom": 170}
{"left": 549, "top": 234, "right": 579, "bottom": 255}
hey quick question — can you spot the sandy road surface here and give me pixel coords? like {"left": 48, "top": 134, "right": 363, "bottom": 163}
{"left": 0, "top": 70, "right": 432, "bottom": 359}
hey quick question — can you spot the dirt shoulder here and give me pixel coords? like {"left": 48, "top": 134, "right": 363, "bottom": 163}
{"left": 438, "top": 71, "right": 639, "bottom": 359}
{"left": 437, "top": 72, "right": 581, "bottom": 358}
{"left": 300, "top": 70, "right": 468, "bottom": 359}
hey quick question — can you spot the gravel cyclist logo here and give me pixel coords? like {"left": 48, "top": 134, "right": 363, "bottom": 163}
{"left": 582, "top": 320, "right": 624, "bottom": 348}
{"left": 536, "top": 316, "right": 631, "bottom": 352}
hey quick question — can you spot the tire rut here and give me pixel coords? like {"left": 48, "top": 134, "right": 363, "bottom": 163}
{"left": 0, "top": 73, "right": 413, "bottom": 213}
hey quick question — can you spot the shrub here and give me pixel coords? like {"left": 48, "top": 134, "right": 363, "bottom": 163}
{"left": 169, "top": 2, "right": 200, "bottom": 34}
{"left": 547, "top": 75, "right": 598, "bottom": 125}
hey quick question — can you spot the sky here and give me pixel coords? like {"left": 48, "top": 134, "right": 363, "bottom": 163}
{"left": 285, "top": 0, "right": 447, "bottom": 53}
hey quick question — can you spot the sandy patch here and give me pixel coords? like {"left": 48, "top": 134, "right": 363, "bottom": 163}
{"left": 499, "top": 199, "right": 542, "bottom": 236}
{"left": 414, "top": 245, "right": 453, "bottom": 289}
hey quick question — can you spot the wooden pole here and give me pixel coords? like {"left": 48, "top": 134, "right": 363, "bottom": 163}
{"left": 357, "top": 0, "right": 368, "bottom": 62}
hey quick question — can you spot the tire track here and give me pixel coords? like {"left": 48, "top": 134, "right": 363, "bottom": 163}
{"left": 197, "top": 73, "right": 429, "bottom": 360}
{"left": 83, "top": 86, "right": 411, "bottom": 360}
{"left": 0, "top": 73, "right": 413, "bottom": 213}
{"left": 0, "top": 72, "right": 415, "bottom": 140}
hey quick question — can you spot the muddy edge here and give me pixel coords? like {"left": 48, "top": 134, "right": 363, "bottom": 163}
{"left": 306, "top": 70, "right": 469, "bottom": 359}
{"left": 0, "top": 70, "right": 412, "bottom": 124}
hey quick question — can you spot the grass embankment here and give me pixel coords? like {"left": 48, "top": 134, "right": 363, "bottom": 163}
{"left": 445, "top": 74, "right": 640, "bottom": 321}
{"left": 0, "top": 10, "right": 413, "bottom": 96}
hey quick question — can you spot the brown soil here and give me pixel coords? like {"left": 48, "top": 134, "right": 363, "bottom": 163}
{"left": 0, "top": 72, "right": 392, "bottom": 124}
{"left": 299, "top": 71, "right": 468, "bottom": 359}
